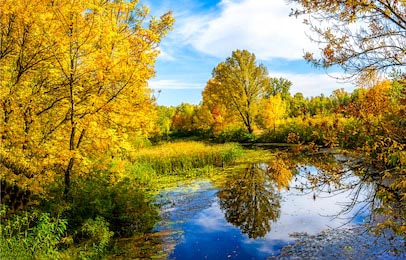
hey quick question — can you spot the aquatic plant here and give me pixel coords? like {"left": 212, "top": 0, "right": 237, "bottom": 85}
{"left": 130, "top": 141, "right": 243, "bottom": 175}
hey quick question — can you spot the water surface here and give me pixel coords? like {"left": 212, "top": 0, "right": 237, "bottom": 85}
{"left": 154, "top": 161, "right": 372, "bottom": 259}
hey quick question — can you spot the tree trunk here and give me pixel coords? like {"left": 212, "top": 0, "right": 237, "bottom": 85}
{"left": 64, "top": 157, "right": 74, "bottom": 198}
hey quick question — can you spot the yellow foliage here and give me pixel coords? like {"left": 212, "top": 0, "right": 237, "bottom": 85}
{"left": 0, "top": 0, "right": 173, "bottom": 195}
{"left": 261, "top": 94, "right": 287, "bottom": 130}
{"left": 268, "top": 157, "right": 293, "bottom": 190}
{"left": 354, "top": 80, "right": 392, "bottom": 119}
{"left": 200, "top": 79, "right": 241, "bottom": 134}
{"left": 201, "top": 50, "right": 272, "bottom": 134}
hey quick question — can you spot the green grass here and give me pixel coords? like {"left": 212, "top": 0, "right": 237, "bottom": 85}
{"left": 126, "top": 141, "right": 244, "bottom": 190}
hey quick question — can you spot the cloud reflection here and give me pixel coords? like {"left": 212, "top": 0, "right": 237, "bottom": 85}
{"left": 193, "top": 202, "right": 232, "bottom": 232}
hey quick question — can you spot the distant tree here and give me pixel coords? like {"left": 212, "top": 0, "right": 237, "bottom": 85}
{"left": 308, "top": 95, "right": 333, "bottom": 115}
{"left": 203, "top": 50, "right": 272, "bottom": 133}
{"left": 289, "top": 93, "right": 308, "bottom": 117}
{"left": 290, "top": 0, "right": 406, "bottom": 78}
{"left": 257, "top": 94, "right": 287, "bottom": 131}
{"left": 156, "top": 106, "right": 176, "bottom": 139}
{"left": 265, "top": 77, "right": 292, "bottom": 99}
{"left": 331, "top": 88, "right": 352, "bottom": 113}
{"left": 171, "top": 103, "right": 199, "bottom": 135}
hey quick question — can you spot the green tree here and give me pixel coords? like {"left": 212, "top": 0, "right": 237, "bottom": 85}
{"left": 308, "top": 94, "right": 333, "bottom": 115}
{"left": 288, "top": 92, "right": 308, "bottom": 117}
{"left": 266, "top": 77, "right": 292, "bottom": 99}
{"left": 156, "top": 106, "right": 176, "bottom": 139}
{"left": 331, "top": 88, "right": 352, "bottom": 113}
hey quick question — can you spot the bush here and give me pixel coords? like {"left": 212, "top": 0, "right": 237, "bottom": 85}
{"left": 66, "top": 175, "right": 159, "bottom": 237}
{"left": 0, "top": 206, "right": 67, "bottom": 260}
{"left": 76, "top": 217, "right": 114, "bottom": 260}
{"left": 258, "top": 115, "right": 371, "bottom": 149}
{"left": 215, "top": 127, "right": 256, "bottom": 143}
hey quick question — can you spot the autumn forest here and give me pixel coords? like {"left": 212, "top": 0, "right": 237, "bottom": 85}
{"left": 1, "top": 0, "right": 405, "bottom": 259}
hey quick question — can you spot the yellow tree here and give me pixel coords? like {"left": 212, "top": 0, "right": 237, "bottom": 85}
{"left": 203, "top": 50, "right": 272, "bottom": 134}
{"left": 259, "top": 94, "right": 287, "bottom": 131}
{"left": 200, "top": 78, "right": 241, "bottom": 134}
{"left": 347, "top": 80, "right": 392, "bottom": 119}
{"left": 0, "top": 0, "right": 173, "bottom": 196}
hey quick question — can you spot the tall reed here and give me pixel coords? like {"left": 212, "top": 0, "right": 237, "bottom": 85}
{"left": 130, "top": 141, "right": 243, "bottom": 175}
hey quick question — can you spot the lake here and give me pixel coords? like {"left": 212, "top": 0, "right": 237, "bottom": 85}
{"left": 149, "top": 152, "right": 405, "bottom": 260}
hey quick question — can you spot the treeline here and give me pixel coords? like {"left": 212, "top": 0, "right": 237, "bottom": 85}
{"left": 154, "top": 64, "right": 405, "bottom": 154}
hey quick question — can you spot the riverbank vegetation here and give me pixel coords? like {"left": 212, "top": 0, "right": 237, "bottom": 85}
{"left": 0, "top": 140, "right": 244, "bottom": 259}
{"left": 1, "top": 0, "right": 405, "bottom": 259}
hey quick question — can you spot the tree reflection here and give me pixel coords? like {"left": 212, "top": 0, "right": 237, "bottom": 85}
{"left": 293, "top": 152, "right": 406, "bottom": 241}
{"left": 218, "top": 163, "right": 287, "bottom": 239}
{"left": 218, "top": 150, "right": 405, "bottom": 246}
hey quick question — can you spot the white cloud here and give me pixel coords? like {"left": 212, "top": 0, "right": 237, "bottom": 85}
{"left": 269, "top": 71, "right": 355, "bottom": 97}
{"left": 156, "top": 47, "right": 176, "bottom": 61}
{"left": 149, "top": 79, "right": 202, "bottom": 90}
{"left": 175, "top": 0, "right": 317, "bottom": 60}
{"left": 149, "top": 72, "right": 355, "bottom": 98}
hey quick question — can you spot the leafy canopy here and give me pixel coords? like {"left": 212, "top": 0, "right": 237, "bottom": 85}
{"left": 202, "top": 50, "right": 272, "bottom": 134}
{"left": 0, "top": 0, "right": 174, "bottom": 196}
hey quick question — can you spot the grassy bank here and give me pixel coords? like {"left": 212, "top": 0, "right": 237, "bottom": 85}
{"left": 132, "top": 141, "right": 243, "bottom": 173}
{"left": 1, "top": 141, "right": 244, "bottom": 259}
{"left": 127, "top": 141, "right": 243, "bottom": 188}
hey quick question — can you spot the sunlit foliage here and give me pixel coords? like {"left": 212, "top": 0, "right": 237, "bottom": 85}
{"left": 202, "top": 50, "right": 272, "bottom": 134}
{"left": 257, "top": 93, "right": 288, "bottom": 131}
{"left": 0, "top": 0, "right": 174, "bottom": 196}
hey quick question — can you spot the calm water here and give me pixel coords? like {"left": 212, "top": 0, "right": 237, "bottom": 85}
{"left": 154, "top": 162, "right": 372, "bottom": 260}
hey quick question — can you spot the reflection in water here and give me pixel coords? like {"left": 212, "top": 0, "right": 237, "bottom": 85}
{"left": 295, "top": 153, "right": 405, "bottom": 237}
{"left": 217, "top": 164, "right": 282, "bottom": 238}
{"left": 151, "top": 152, "right": 405, "bottom": 259}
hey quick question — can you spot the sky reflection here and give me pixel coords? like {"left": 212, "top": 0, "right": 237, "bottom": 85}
{"left": 156, "top": 164, "right": 372, "bottom": 260}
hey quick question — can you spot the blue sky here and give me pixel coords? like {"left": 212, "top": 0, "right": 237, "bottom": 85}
{"left": 146, "top": 0, "right": 354, "bottom": 106}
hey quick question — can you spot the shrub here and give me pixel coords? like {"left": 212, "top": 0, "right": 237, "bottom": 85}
{"left": 0, "top": 206, "right": 67, "bottom": 260}
{"left": 76, "top": 217, "right": 114, "bottom": 260}
{"left": 66, "top": 175, "right": 160, "bottom": 237}
{"left": 258, "top": 115, "right": 372, "bottom": 149}
{"left": 215, "top": 127, "right": 256, "bottom": 143}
